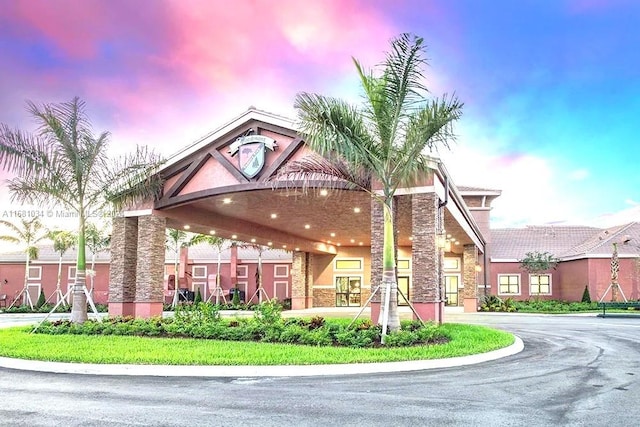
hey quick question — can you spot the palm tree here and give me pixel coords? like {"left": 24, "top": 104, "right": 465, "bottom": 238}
{"left": 166, "top": 228, "right": 191, "bottom": 307}
{"left": 85, "top": 221, "right": 111, "bottom": 295}
{"left": 0, "top": 218, "right": 49, "bottom": 309}
{"left": 188, "top": 233, "right": 229, "bottom": 304}
{"left": 0, "top": 97, "right": 163, "bottom": 322}
{"left": 47, "top": 229, "right": 77, "bottom": 305}
{"left": 277, "top": 33, "right": 462, "bottom": 341}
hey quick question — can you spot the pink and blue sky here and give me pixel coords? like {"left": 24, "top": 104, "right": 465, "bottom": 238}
{"left": 1, "top": 0, "right": 638, "bottom": 228}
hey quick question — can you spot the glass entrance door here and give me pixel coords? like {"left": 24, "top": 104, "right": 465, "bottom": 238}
{"left": 336, "top": 276, "right": 361, "bottom": 307}
{"left": 445, "top": 275, "right": 460, "bottom": 306}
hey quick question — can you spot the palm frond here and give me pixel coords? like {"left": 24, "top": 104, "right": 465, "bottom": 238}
{"left": 6, "top": 175, "right": 77, "bottom": 209}
{"left": 274, "top": 153, "right": 372, "bottom": 194}
{"left": 96, "top": 145, "right": 164, "bottom": 211}
{"left": 294, "top": 93, "right": 384, "bottom": 178}
{"left": 0, "top": 124, "right": 54, "bottom": 175}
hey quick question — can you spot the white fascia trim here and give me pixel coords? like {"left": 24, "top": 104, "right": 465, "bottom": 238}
{"left": 122, "top": 209, "right": 153, "bottom": 217}
{"left": 160, "top": 109, "right": 296, "bottom": 173}
{"left": 490, "top": 259, "right": 520, "bottom": 263}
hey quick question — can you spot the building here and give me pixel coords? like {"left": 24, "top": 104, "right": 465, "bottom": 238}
{"left": 1, "top": 109, "right": 638, "bottom": 316}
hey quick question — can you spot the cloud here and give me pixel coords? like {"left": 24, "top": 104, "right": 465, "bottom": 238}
{"left": 568, "top": 169, "right": 589, "bottom": 181}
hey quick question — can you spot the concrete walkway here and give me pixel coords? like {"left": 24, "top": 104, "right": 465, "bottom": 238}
{"left": 0, "top": 307, "right": 524, "bottom": 377}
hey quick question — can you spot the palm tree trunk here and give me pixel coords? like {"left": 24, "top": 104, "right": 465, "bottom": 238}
{"left": 23, "top": 253, "right": 33, "bottom": 309}
{"left": 71, "top": 214, "right": 88, "bottom": 323}
{"left": 380, "top": 198, "right": 400, "bottom": 342}
{"left": 171, "top": 252, "right": 179, "bottom": 307}
{"left": 90, "top": 253, "right": 96, "bottom": 295}
{"left": 216, "top": 250, "right": 222, "bottom": 305}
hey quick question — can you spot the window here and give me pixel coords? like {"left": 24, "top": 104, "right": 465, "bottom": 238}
{"left": 192, "top": 265, "right": 207, "bottom": 279}
{"left": 530, "top": 274, "right": 551, "bottom": 295}
{"left": 498, "top": 274, "right": 520, "bottom": 295}
{"left": 397, "top": 259, "right": 410, "bottom": 270}
{"left": 236, "top": 265, "right": 248, "bottom": 278}
{"left": 334, "top": 259, "right": 363, "bottom": 271}
{"left": 28, "top": 266, "right": 41, "bottom": 280}
{"left": 274, "top": 265, "right": 289, "bottom": 278}
{"left": 444, "top": 258, "right": 460, "bottom": 271}
{"left": 335, "top": 275, "right": 362, "bottom": 307}
{"left": 68, "top": 266, "right": 77, "bottom": 280}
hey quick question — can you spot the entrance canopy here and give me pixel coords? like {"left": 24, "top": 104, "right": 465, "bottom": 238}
{"left": 128, "top": 108, "right": 485, "bottom": 255}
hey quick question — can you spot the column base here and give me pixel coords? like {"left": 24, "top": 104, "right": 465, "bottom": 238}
{"left": 412, "top": 301, "right": 445, "bottom": 324}
{"left": 291, "top": 296, "right": 313, "bottom": 310}
{"left": 108, "top": 302, "right": 135, "bottom": 318}
{"left": 134, "top": 302, "right": 164, "bottom": 318}
{"left": 370, "top": 302, "right": 381, "bottom": 324}
{"left": 463, "top": 297, "right": 478, "bottom": 313}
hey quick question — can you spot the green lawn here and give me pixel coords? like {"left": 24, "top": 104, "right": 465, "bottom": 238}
{"left": 0, "top": 323, "right": 514, "bottom": 365}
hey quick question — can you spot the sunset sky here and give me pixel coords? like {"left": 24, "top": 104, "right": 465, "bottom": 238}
{"left": 1, "top": 0, "right": 638, "bottom": 229}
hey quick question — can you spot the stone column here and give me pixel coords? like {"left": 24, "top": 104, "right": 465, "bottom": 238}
{"left": 108, "top": 216, "right": 138, "bottom": 317}
{"left": 134, "top": 215, "right": 166, "bottom": 318}
{"left": 291, "top": 251, "right": 313, "bottom": 309}
{"left": 369, "top": 198, "right": 384, "bottom": 322}
{"left": 463, "top": 244, "right": 479, "bottom": 312}
{"left": 411, "top": 192, "right": 444, "bottom": 323}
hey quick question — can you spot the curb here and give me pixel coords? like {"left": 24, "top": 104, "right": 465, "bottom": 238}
{"left": 0, "top": 336, "right": 523, "bottom": 377}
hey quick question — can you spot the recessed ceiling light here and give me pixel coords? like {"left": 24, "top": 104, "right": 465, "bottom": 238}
{"left": 409, "top": 236, "right": 413, "bottom": 241}
{"left": 336, "top": 243, "right": 341, "bottom": 246}
{"left": 209, "top": 230, "right": 216, "bottom": 235}
{"left": 319, "top": 189, "right": 328, "bottom": 196}
{"left": 270, "top": 213, "right": 277, "bottom": 219}
{"left": 327, "top": 240, "right": 332, "bottom": 244}
{"left": 359, "top": 242, "right": 363, "bottom": 246}
{"left": 294, "top": 247, "right": 300, "bottom": 251}
{"left": 304, "top": 224, "right": 310, "bottom": 229}
{"left": 223, "top": 198, "right": 232, "bottom": 204}
{"left": 282, "top": 245, "right": 287, "bottom": 249}
{"left": 250, "top": 238, "right": 256, "bottom": 243}
{"left": 267, "top": 241, "right": 273, "bottom": 246}
{"left": 350, "top": 239, "right": 355, "bottom": 243}
{"left": 183, "top": 225, "right": 190, "bottom": 230}
{"left": 353, "top": 207, "right": 361, "bottom": 213}
{"left": 231, "top": 234, "right": 237, "bottom": 239}
{"left": 330, "top": 232, "right": 336, "bottom": 237}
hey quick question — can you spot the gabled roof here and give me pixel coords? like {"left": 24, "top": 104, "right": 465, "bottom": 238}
{"left": 159, "top": 107, "right": 296, "bottom": 174}
{"left": 562, "top": 222, "right": 640, "bottom": 258}
{"left": 491, "top": 222, "right": 640, "bottom": 261}
{"left": 491, "top": 225, "right": 601, "bottom": 260}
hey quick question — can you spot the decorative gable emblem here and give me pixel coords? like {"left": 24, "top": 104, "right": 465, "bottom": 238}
{"left": 228, "top": 135, "right": 278, "bottom": 179}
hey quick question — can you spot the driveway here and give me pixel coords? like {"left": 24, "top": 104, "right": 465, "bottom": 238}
{"left": 0, "top": 311, "right": 639, "bottom": 426}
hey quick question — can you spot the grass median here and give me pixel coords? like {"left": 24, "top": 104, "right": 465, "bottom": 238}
{"left": 0, "top": 322, "right": 513, "bottom": 366}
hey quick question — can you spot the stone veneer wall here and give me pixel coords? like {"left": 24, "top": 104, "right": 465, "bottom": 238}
{"left": 411, "top": 193, "right": 440, "bottom": 302}
{"left": 291, "top": 251, "right": 313, "bottom": 308}
{"left": 135, "top": 215, "right": 167, "bottom": 302}
{"left": 109, "top": 216, "right": 139, "bottom": 304}
{"left": 313, "top": 288, "right": 335, "bottom": 307}
{"left": 370, "top": 199, "right": 383, "bottom": 303}
{"left": 463, "top": 244, "right": 478, "bottom": 300}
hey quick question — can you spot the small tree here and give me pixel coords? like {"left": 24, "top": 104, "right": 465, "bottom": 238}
{"left": 519, "top": 251, "right": 560, "bottom": 275}
{"left": 194, "top": 287, "right": 203, "bottom": 305}
{"left": 581, "top": 285, "right": 591, "bottom": 303}
{"left": 36, "top": 289, "right": 46, "bottom": 309}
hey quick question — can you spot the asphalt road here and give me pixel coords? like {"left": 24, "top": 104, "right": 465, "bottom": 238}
{"left": 1, "top": 313, "right": 639, "bottom": 426}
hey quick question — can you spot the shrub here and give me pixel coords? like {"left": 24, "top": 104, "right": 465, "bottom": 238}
{"left": 194, "top": 288, "right": 203, "bottom": 305}
{"left": 36, "top": 290, "right": 46, "bottom": 308}
{"left": 479, "top": 295, "right": 515, "bottom": 312}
